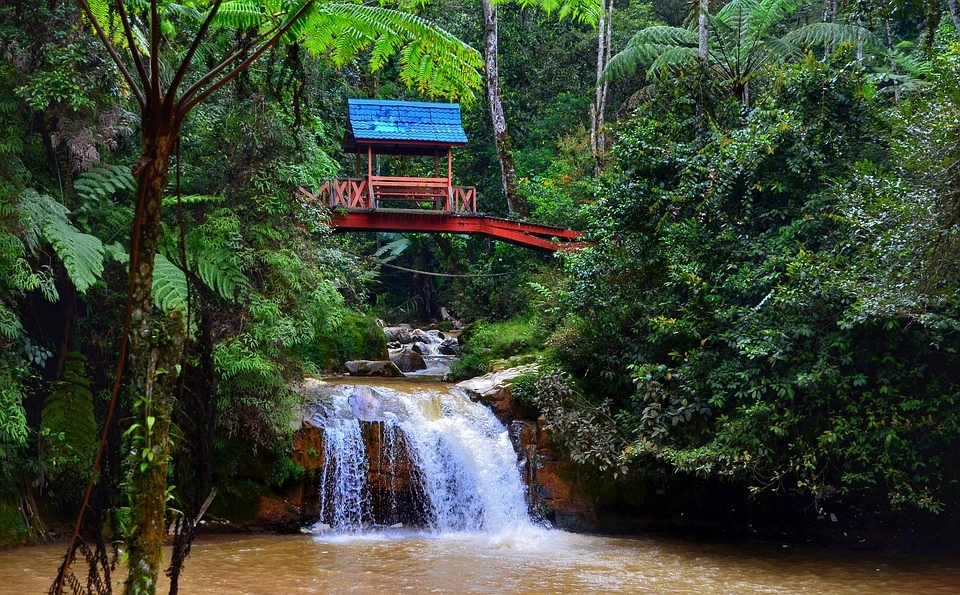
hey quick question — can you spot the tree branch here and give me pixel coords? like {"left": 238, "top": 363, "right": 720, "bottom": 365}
{"left": 175, "top": 24, "right": 283, "bottom": 113}
{"left": 77, "top": 0, "right": 146, "bottom": 109}
{"left": 150, "top": 0, "right": 161, "bottom": 103}
{"left": 113, "top": 0, "right": 151, "bottom": 92}
{"left": 166, "top": 0, "right": 225, "bottom": 109}
{"left": 178, "top": 0, "right": 316, "bottom": 116}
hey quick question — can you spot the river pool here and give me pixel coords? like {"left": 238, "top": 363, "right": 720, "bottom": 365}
{"left": 2, "top": 529, "right": 958, "bottom": 594}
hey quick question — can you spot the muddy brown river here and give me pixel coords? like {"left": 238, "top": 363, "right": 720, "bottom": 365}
{"left": 5, "top": 376, "right": 956, "bottom": 594}
{"left": 2, "top": 530, "right": 958, "bottom": 594}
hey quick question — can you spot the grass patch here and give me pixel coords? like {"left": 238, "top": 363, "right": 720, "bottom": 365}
{"left": 448, "top": 316, "right": 547, "bottom": 380}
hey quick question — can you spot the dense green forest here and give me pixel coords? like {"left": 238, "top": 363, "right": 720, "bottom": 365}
{"left": 2, "top": 0, "right": 960, "bottom": 591}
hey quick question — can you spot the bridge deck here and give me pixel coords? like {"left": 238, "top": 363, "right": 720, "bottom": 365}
{"left": 299, "top": 183, "right": 587, "bottom": 251}
{"left": 329, "top": 209, "right": 586, "bottom": 251}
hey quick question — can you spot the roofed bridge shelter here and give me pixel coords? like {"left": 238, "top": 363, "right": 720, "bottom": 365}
{"left": 300, "top": 98, "right": 586, "bottom": 251}
{"left": 328, "top": 98, "right": 476, "bottom": 212}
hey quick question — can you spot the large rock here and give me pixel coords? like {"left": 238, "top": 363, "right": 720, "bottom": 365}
{"left": 438, "top": 338, "right": 459, "bottom": 355}
{"left": 383, "top": 326, "right": 412, "bottom": 344}
{"left": 455, "top": 364, "right": 538, "bottom": 420}
{"left": 344, "top": 360, "right": 404, "bottom": 377}
{"left": 390, "top": 348, "right": 426, "bottom": 372}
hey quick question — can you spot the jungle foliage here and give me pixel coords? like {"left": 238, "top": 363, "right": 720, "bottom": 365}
{"left": 0, "top": 0, "right": 959, "bottom": 575}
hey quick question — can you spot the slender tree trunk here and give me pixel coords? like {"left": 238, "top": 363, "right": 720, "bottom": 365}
{"left": 922, "top": 2, "right": 942, "bottom": 55}
{"left": 482, "top": 0, "right": 526, "bottom": 217}
{"left": 886, "top": 19, "right": 901, "bottom": 103}
{"left": 950, "top": 0, "right": 960, "bottom": 33}
{"left": 698, "top": 0, "right": 709, "bottom": 62}
{"left": 823, "top": 0, "right": 837, "bottom": 55}
{"left": 591, "top": 0, "right": 612, "bottom": 171}
{"left": 124, "top": 114, "right": 187, "bottom": 595}
{"left": 590, "top": 4, "right": 606, "bottom": 158}
{"left": 856, "top": 15, "right": 864, "bottom": 62}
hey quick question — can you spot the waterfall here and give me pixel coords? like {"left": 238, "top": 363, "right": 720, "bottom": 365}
{"left": 309, "top": 383, "right": 534, "bottom": 534}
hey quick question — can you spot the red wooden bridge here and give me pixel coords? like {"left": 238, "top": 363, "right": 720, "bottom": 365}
{"left": 299, "top": 178, "right": 586, "bottom": 251}
{"left": 302, "top": 98, "right": 587, "bottom": 251}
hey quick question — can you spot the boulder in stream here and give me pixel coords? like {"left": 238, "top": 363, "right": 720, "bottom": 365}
{"left": 344, "top": 360, "right": 404, "bottom": 377}
{"left": 390, "top": 348, "right": 427, "bottom": 372}
{"left": 383, "top": 327, "right": 412, "bottom": 344}
{"left": 438, "top": 338, "right": 459, "bottom": 355}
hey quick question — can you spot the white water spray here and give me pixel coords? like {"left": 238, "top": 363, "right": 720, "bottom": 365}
{"left": 309, "top": 383, "right": 535, "bottom": 535}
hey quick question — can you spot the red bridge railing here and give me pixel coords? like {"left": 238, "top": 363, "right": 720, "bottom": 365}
{"left": 315, "top": 176, "right": 476, "bottom": 213}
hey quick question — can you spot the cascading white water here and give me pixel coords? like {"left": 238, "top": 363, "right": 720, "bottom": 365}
{"left": 310, "top": 383, "right": 534, "bottom": 534}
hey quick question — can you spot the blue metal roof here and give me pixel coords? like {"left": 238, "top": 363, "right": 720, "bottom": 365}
{"left": 346, "top": 99, "right": 468, "bottom": 146}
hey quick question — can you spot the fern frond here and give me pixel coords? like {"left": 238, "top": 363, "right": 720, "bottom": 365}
{"left": 210, "top": 0, "right": 267, "bottom": 28}
{"left": 372, "top": 238, "right": 411, "bottom": 263}
{"left": 192, "top": 247, "right": 247, "bottom": 300}
{"left": 43, "top": 217, "right": 105, "bottom": 294}
{"left": 74, "top": 163, "right": 136, "bottom": 204}
{"left": 153, "top": 252, "right": 189, "bottom": 313}
{"left": 41, "top": 351, "right": 97, "bottom": 487}
{"left": 602, "top": 27, "right": 696, "bottom": 82}
{"left": 784, "top": 22, "right": 875, "bottom": 49}
{"left": 17, "top": 189, "right": 69, "bottom": 253}
{"left": 508, "top": 0, "right": 602, "bottom": 25}
{"left": 161, "top": 194, "right": 224, "bottom": 207}
{"left": 300, "top": 4, "right": 484, "bottom": 102}
{"left": 17, "top": 190, "right": 105, "bottom": 294}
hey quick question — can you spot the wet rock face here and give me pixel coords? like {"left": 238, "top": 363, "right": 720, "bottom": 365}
{"left": 383, "top": 326, "right": 412, "bottom": 344}
{"left": 391, "top": 348, "right": 427, "bottom": 372}
{"left": 456, "top": 366, "right": 598, "bottom": 530}
{"left": 293, "top": 418, "right": 430, "bottom": 528}
{"left": 438, "top": 338, "right": 459, "bottom": 355}
{"left": 344, "top": 360, "right": 404, "bottom": 377}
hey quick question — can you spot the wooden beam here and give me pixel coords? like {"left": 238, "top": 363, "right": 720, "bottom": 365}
{"left": 327, "top": 211, "right": 586, "bottom": 251}
{"left": 447, "top": 147, "right": 453, "bottom": 211}
{"left": 367, "top": 145, "right": 373, "bottom": 208}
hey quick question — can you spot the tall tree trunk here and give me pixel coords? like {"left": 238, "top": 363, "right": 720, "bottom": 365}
{"left": 823, "top": 0, "right": 837, "bottom": 55}
{"left": 922, "top": 1, "right": 942, "bottom": 55}
{"left": 698, "top": 0, "right": 709, "bottom": 62}
{"left": 591, "top": 0, "right": 614, "bottom": 172}
{"left": 886, "top": 19, "right": 901, "bottom": 103}
{"left": 950, "top": 0, "right": 960, "bottom": 33}
{"left": 482, "top": 0, "right": 526, "bottom": 217}
{"left": 123, "top": 114, "right": 187, "bottom": 594}
{"left": 590, "top": 3, "right": 606, "bottom": 159}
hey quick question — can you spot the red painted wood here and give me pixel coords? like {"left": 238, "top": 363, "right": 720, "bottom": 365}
{"left": 328, "top": 210, "right": 584, "bottom": 251}
{"left": 299, "top": 181, "right": 589, "bottom": 251}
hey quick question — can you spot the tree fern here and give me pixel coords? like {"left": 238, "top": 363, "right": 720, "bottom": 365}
{"left": 604, "top": 0, "right": 869, "bottom": 103}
